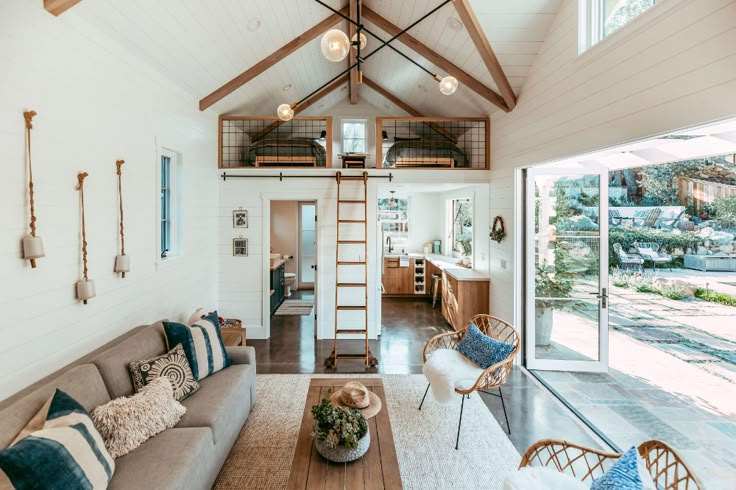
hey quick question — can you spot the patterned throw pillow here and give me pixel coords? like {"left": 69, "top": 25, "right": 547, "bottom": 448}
{"left": 456, "top": 323, "right": 515, "bottom": 369}
{"left": 591, "top": 447, "right": 643, "bottom": 490}
{"left": 91, "top": 377, "right": 186, "bottom": 459}
{"left": 129, "top": 343, "right": 200, "bottom": 401}
{"left": 0, "top": 389, "right": 115, "bottom": 489}
{"left": 163, "top": 311, "right": 231, "bottom": 381}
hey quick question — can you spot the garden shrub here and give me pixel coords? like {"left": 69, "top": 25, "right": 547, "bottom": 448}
{"left": 608, "top": 228, "right": 703, "bottom": 267}
{"left": 712, "top": 195, "right": 736, "bottom": 227}
{"left": 694, "top": 288, "right": 736, "bottom": 307}
{"left": 557, "top": 215, "right": 599, "bottom": 232}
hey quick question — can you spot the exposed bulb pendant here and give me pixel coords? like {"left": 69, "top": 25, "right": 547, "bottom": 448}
{"left": 438, "top": 75, "right": 459, "bottom": 95}
{"left": 320, "top": 29, "right": 350, "bottom": 62}
{"left": 351, "top": 32, "right": 367, "bottom": 50}
{"left": 277, "top": 103, "right": 294, "bottom": 121}
{"left": 388, "top": 191, "right": 397, "bottom": 208}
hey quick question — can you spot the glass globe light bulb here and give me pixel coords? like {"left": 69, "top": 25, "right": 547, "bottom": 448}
{"left": 320, "top": 29, "right": 350, "bottom": 62}
{"left": 277, "top": 103, "right": 294, "bottom": 121}
{"left": 439, "top": 75, "right": 459, "bottom": 95}
{"left": 351, "top": 32, "right": 368, "bottom": 50}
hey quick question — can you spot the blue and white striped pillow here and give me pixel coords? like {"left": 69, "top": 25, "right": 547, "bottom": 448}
{"left": 163, "top": 311, "right": 231, "bottom": 381}
{"left": 0, "top": 389, "right": 115, "bottom": 489}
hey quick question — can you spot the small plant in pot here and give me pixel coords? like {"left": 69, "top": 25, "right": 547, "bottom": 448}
{"left": 535, "top": 259, "right": 573, "bottom": 347}
{"left": 311, "top": 395, "right": 369, "bottom": 463}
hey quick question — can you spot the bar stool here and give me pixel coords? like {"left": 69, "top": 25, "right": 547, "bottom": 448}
{"left": 430, "top": 273, "right": 441, "bottom": 308}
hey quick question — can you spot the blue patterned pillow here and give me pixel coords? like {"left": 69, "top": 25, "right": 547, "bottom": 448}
{"left": 0, "top": 389, "right": 115, "bottom": 489}
{"left": 456, "top": 323, "right": 515, "bottom": 369}
{"left": 164, "top": 311, "right": 231, "bottom": 381}
{"left": 591, "top": 447, "right": 643, "bottom": 490}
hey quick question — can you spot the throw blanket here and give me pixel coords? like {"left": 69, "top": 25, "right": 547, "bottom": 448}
{"left": 422, "top": 349, "right": 483, "bottom": 403}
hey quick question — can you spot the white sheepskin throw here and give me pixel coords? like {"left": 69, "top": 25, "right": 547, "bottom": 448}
{"left": 422, "top": 348, "right": 484, "bottom": 403}
{"left": 91, "top": 377, "right": 186, "bottom": 458}
{"left": 504, "top": 467, "right": 590, "bottom": 490}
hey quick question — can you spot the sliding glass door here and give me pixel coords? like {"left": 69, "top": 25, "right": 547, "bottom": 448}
{"left": 525, "top": 167, "right": 609, "bottom": 372}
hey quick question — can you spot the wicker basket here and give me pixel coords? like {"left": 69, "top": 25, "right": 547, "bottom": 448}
{"left": 519, "top": 439, "right": 703, "bottom": 489}
{"left": 314, "top": 430, "right": 370, "bottom": 463}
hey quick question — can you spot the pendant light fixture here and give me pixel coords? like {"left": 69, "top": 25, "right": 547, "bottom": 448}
{"left": 277, "top": 103, "right": 295, "bottom": 121}
{"left": 320, "top": 28, "right": 350, "bottom": 62}
{"left": 351, "top": 32, "right": 367, "bottom": 50}
{"left": 437, "top": 75, "right": 459, "bottom": 95}
{"left": 388, "top": 191, "right": 397, "bottom": 208}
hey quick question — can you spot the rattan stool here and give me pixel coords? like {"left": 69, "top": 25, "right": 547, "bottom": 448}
{"left": 430, "top": 273, "right": 441, "bottom": 308}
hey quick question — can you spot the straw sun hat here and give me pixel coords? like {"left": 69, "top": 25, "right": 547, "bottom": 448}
{"left": 330, "top": 381, "right": 382, "bottom": 419}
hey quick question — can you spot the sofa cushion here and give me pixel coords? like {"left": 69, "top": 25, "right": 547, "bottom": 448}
{"left": 109, "top": 427, "right": 214, "bottom": 490}
{"left": 177, "top": 364, "right": 254, "bottom": 444}
{"left": 129, "top": 343, "right": 200, "bottom": 401}
{"left": 163, "top": 312, "right": 231, "bottom": 381}
{"left": 0, "top": 364, "right": 110, "bottom": 449}
{"left": 92, "top": 323, "right": 168, "bottom": 399}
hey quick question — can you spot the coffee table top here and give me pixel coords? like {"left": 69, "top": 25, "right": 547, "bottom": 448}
{"left": 287, "top": 378, "right": 402, "bottom": 490}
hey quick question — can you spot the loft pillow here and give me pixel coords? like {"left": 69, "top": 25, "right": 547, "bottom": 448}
{"left": 0, "top": 389, "right": 114, "bottom": 489}
{"left": 163, "top": 311, "right": 231, "bottom": 381}
{"left": 456, "top": 323, "right": 515, "bottom": 369}
{"left": 129, "top": 343, "right": 200, "bottom": 401}
{"left": 592, "top": 446, "right": 654, "bottom": 490}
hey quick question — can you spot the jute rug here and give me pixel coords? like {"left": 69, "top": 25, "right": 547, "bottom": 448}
{"left": 214, "top": 374, "right": 519, "bottom": 489}
{"left": 274, "top": 300, "right": 314, "bottom": 316}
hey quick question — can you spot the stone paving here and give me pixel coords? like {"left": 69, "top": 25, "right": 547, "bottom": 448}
{"left": 535, "top": 272, "right": 736, "bottom": 489}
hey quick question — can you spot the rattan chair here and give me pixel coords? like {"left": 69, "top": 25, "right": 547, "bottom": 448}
{"left": 418, "top": 314, "right": 520, "bottom": 449}
{"left": 519, "top": 439, "right": 703, "bottom": 489}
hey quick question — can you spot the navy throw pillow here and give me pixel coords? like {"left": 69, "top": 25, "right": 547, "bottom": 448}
{"left": 163, "top": 311, "right": 231, "bottom": 381}
{"left": 456, "top": 323, "right": 515, "bottom": 369}
{"left": 591, "top": 447, "right": 643, "bottom": 490}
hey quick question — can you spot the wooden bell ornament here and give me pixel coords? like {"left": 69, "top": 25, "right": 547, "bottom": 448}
{"left": 22, "top": 110, "right": 45, "bottom": 268}
{"left": 76, "top": 172, "right": 95, "bottom": 304}
{"left": 114, "top": 159, "right": 130, "bottom": 277}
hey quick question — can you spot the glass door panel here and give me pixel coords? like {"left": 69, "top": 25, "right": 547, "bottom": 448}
{"left": 526, "top": 167, "right": 609, "bottom": 372}
{"left": 299, "top": 203, "right": 316, "bottom": 288}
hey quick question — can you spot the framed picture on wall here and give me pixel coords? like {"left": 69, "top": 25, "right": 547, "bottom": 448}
{"left": 233, "top": 238, "right": 248, "bottom": 257}
{"left": 233, "top": 209, "right": 248, "bottom": 228}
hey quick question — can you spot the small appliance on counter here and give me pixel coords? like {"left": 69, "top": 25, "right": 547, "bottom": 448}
{"left": 432, "top": 240, "right": 441, "bottom": 254}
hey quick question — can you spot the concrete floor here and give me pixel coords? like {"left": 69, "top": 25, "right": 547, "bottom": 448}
{"left": 251, "top": 292, "right": 603, "bottom": 456}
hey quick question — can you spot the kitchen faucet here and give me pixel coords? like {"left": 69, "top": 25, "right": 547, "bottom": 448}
{"left": 386, "top": 235, "right": 394, "bottom": 253}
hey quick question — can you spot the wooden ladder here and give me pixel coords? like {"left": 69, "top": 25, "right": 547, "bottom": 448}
{"left": 325, "top": 171, "right": 377, "bottom": 368}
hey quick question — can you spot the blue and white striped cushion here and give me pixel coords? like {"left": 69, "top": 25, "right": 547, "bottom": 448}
{"left": 163, "top": 311, "right": 231, "bottom": 381}
{"left": 0, "top": 389, "right": 115, "bottom": 490}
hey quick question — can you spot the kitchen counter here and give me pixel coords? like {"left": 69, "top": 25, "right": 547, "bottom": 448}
{"left": 384, "top": 252, "right": 489, "bottom": 282}
{"left": 270, "top": 258, "right": 286, "bottom": 271}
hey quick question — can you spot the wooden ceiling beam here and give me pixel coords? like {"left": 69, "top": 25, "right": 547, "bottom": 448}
{"left": 362, "top": 77, "right": 456, "bottom": 143}
{"left": 361, "top": 6, "right": 509, "bottom": 112}
{"left": 251, "top": 74, "right": 349, "bottom": 142}
{"left": 348, "top": 0, "right": 359, "bottom": 104}
{"left": 44, "top": 0, "right": 81, "bottom": 16}
{"left": 199, "top": 7, "right": 348, "bottom": 111}
{"left": 451, "top": 0, "right": 516, "bottom": 110}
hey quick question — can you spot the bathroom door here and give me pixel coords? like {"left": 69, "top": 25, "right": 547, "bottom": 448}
{"left": 298, "top": 202, "right": 316, "bottom": 290}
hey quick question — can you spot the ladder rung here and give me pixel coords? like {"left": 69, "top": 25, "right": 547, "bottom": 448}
{"left": 338, "top": 219, "right": 366, "bottom": 223}
{"left": 337, "top": 261, "right": 366, "bottom": 265}
{"left": 338, "top": 199, "right": 365, "bottom": 203}
{"left": 337, "top": 283, "right": 366, "bottom": 287}
{"left": 336, "top": 306, "right": 367, "bottom": 311}
{"left": 337, "top": 240, "right": 366, "bottom": 244}
{"left": 336, "top": 354, "right": 369, "bottom": 360}
{"left": 336, "top": 329, "right": 367, "bottom": 334}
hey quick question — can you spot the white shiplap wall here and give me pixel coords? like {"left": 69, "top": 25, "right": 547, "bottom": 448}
{"left": 488, "top": 0, "right": 736, "bottom": 323}
{"left": 0, "top": 0, "right": 218, "bottom": 401}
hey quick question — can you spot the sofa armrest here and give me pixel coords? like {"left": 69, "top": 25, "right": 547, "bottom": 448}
{"left": 226, "top": 346, "right": 256, "bottom": 367}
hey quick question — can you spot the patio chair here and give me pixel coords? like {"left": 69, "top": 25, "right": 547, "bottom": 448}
{"left": 657, "top": 209, "right": 685, "bottom": 230}
{"left": 613, "top": 243, "right": 644, "bottom": 272}
{"left": 633, "top": 208, "right": 661, "bottom": 228}
{"left": 608, "top": 209, "right": 623, "bottom": 226}
{"left": 635, "top": 242, "right": 673, "bottom": 271}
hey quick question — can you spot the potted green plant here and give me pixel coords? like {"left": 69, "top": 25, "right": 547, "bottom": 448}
{"left": 311, "top": 396, "right": 369, "bottom": 463}
{"left": 534, "top": 259, "right": 573, "bottom": 346}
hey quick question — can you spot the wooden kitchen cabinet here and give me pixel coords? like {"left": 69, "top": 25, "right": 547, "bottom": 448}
{"left": 441, "top": 271, "right": 490, "bottom": 330}
{"left": 382, "top": 257, "right": 414, "bottom": 295}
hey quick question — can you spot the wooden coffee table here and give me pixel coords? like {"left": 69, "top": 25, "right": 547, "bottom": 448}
{"left": 286, "top": 378, "right": 402, "bottom": 490}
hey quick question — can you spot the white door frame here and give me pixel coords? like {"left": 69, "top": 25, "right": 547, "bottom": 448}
{"left": 524, "top": 166, "right": 610, "bottom": 373}
{"left": 297, "top": 201, "right": 317, "bottom": 290}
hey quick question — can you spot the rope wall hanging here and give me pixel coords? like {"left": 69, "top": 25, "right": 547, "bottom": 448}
{"left": 76, "top": 172, "right": 95, "bottom": 304}
{"left": 114, "top": 159, "right": 130, "bottom": 277}
{"left": 22, "top": 110, "right": 45, "bottom": 268}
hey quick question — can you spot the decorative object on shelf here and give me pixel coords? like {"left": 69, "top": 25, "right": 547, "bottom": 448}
{"left": 233, "top": 208, "right": 248, "bottom": 228}
{"left": 490, "top": 216, "right": 506, "bottom": 243}
{"left": 22, "top": 110, "right": 44, "bottom": 268}
{"left": 311, "top": 393, "right": 370, "bottom": 463}
{"left": 76, "top": 172, "right": 95, "bottom": 304}
{"left": 233, "top": 237, "right": 248, "bottom": 257}
{"left": 114, "top": 159, "right": 130, "bottom": 277}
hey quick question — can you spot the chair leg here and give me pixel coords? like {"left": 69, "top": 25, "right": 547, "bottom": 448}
{"left": 455, "top": 394, "right": 465, "bottom": 450}
{"left": 418, "top": 383, "right": 430, "bottom": 410}
{"left": 499, "top": 387, "right": 511, "bottom": 435}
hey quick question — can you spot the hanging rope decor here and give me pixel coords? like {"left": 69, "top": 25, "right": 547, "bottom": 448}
{"left": 490, "top": 215, "right": 506, "bottom": 243}
{"left": 76, "top": 172, "right": 95, "bottom": 304}
{"left": 22, "top": 110, "right": 45, "bottom": 268}
{"left": 114, "top": 160, "right": 130, "bottom": 277}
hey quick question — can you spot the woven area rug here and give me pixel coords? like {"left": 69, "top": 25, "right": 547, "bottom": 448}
{"left": 274, "top": 300, "right": 314, "bottom": 316}
{"left": 214, "top": 374, "right": 519, "bottom": 489}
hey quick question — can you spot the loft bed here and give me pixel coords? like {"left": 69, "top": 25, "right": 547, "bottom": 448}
{"left": 219, "top": 116, "right": 332, "bottom": 168}
{"left": 377, "top": 117, "right": 489, "bottom": 169}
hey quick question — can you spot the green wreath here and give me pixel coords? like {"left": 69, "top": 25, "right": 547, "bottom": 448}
{"left": 490, "top": 216, "right": 506, "bottom": 243}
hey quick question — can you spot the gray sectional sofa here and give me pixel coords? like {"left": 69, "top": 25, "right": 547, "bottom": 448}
{"left": 0, "top": 322, "right": 256, "bottom": 489}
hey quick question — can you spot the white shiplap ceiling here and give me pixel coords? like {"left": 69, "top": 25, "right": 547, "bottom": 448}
{"left": 68, "top": 0, "right": 560, "bottom": 116}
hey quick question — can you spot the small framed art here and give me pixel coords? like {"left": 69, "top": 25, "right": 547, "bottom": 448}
{"left": 233, "top": 209, "right": 248, "bottom": 228}
{"left": 233, "top": 238, "right": 248, "bottom": 257}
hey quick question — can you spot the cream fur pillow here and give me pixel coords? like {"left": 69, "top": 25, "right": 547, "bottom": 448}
{"left": 91, "top": 377, "right": 186, "bottom": 458}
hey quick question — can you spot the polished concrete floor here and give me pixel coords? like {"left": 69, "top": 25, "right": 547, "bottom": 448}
{"left": 250, "top": 292, "right": 603, "bottom": 455}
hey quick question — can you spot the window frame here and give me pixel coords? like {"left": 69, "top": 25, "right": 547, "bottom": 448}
{"left": 579, "top": 0, "right": 659, "bottom": 54}
{"left": 447, "top": 198, "right": 473, "bottom": 258}
{"left": 341, "top": 118, "right": 368, "bottom": 154}
{"left": 157, "top": 147, "right": 183, "bottom": 263}
{"left": 378, "top": 197, "right": 410, "bottom": 250}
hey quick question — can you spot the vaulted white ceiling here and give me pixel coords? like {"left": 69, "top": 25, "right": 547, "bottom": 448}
{"left": 69, "top": 0, "right": 560, "bottom": 116}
